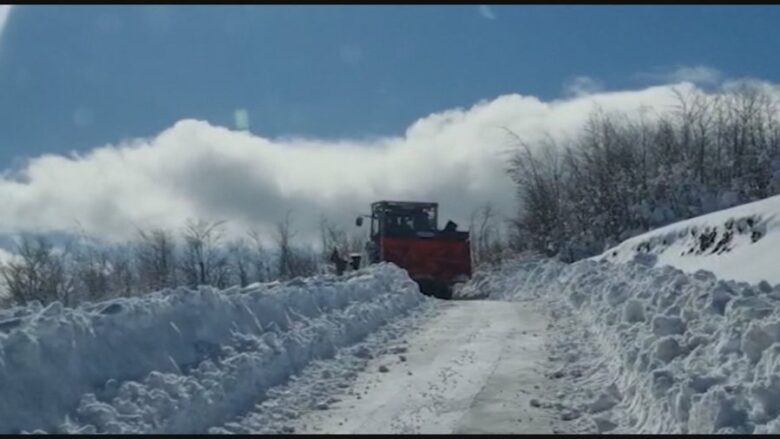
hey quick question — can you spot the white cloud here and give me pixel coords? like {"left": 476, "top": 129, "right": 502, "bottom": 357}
{"left": 1, "top": 82, "right": 763, "bottom": 246}
{"left": 563, "top": 75, "right": 605, "bottom": 97}
{"left": 0, "top": 5, "right": 12, "bottom": 45}
{"left": 637, "top": 65, "right": 723, "bottom": 86}
{"left": 478, "top": 5, "right": 496, "bottom": 20}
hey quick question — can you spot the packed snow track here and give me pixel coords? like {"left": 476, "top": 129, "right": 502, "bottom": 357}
{"left": 288, "top": 300, "right": 552, "bottom": 434}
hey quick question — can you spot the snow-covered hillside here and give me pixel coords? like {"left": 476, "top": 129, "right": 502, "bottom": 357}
{"left": 596, "top": 195, "right": 780, "bottom": 285}
{"left": 475, "top": 257, "right": 780, "bottom": 434}
{"left": 0, "top": 263, "right": 428, "bottom": 434}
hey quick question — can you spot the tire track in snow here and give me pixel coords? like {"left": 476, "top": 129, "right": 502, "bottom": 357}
{"left": 286, "top": 300, "right": 555, "bottom": 434}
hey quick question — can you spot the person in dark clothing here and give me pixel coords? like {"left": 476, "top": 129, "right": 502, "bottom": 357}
{"left": 330, "top": 247, "right": 347, "bottom": 275}
{"left": 349, "top": 254, "right": 361, "bottom": 271}
{"left": 443, "top": 220, "right": 458, "bottom": 233}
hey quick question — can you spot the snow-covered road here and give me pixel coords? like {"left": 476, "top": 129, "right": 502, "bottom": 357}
{"left": 10, "top": 251, "right": 780, "bottom": 434}
{"left": 289, "top": 300, "right": 554, "bottom": 434}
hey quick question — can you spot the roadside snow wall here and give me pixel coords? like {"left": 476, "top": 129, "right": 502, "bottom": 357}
{"left": 479, "top": 257, "right": 780, "bottom": 434}
{"left": 0, "top": 263, "right": 425, "bottom": 433}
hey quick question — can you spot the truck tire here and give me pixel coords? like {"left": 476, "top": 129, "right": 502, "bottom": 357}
{"left": 415, "top": 278, "right": 452, "bottom": 300}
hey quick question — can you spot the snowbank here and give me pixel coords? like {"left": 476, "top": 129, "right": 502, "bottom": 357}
{"left": 596, "top": 194, "right": 780, "bottom": 285}
{"left": 0, "top": 263, "right": 426, "bottom": 434}
{"left": 481, "top": 257, "right": 780, "bottom": 434}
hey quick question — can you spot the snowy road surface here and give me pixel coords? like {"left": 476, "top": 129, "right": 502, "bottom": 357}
{"left": 6, "top": 255, "right": 780, "bottom": 434}
{"left": 291, "top": 300, "right": 554, "bottom": 434}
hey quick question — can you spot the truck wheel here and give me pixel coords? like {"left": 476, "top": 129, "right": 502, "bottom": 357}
{"left": 436, "top": 285, "right": 453, "bottom": 300}
{"left": 415, "top": 279, "right": 452, "bottom": 300}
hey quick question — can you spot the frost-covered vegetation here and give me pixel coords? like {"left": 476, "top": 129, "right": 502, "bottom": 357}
{"left": 0, "top": 215, "right": 362, "bottom": 308}
{"left": 508, "top": 83, "right": 780, "bottom": 261}
{"left": 0, "top": 204, "right": 516, "bottom": 309}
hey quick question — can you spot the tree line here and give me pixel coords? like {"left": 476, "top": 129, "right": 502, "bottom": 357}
{"left": 0, "top": 213, "right": 364, "bottom": 308}
{"left": 0, "top": 201, "right": 519, "bottom": 308}
{"left": 507, "top": 83, "right": 780, "bottom": 261}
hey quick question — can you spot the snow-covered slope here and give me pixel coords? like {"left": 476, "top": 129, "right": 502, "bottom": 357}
{"left": 0, "top": 263, "right": 427, "bottom": 434}
{"left": 595, "top": 195, "right": 780, "bottom": 285}
{"left": 479, "top": 257, "right": 780, "bottom": 434}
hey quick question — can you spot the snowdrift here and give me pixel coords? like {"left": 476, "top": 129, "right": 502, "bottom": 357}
{"left": 0, "top": 263, "right": 426, "bottom": 434}
{"left": 596, "top": 194, "right": 780, "bottom": 285}
{"left": 479, "top": 257, "right": 780, "bottom": 434}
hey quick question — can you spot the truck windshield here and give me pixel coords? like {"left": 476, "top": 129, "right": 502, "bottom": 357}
{"left": 377, "top": 206, "right": 436, "bottom": 237}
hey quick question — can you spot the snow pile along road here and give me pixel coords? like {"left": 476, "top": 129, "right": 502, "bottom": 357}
{"left": 0, "top": 263, "right": 427, "bottom": 434}
{"left": 596, "top": 194, "right": 780, "bottom": 284}
{"left": 478, "top": 257, "right": 780, "bottom": 434}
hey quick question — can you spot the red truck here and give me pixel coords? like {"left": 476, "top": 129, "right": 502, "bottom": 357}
{"left": 356, "top": 201, "right": 472, "bottom": 299}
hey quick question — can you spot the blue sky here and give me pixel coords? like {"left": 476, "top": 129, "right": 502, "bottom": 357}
{"left": 2, "top": 5, "right": 780, "bottom": 168}
{"left": 1, "top": 5, "right": 780, "bottom": 244}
